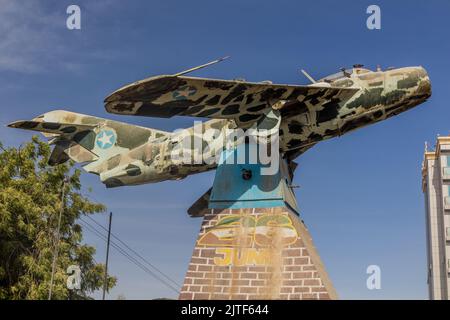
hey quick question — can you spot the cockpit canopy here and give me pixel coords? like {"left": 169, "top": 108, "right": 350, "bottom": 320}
{"left": 318, "top": 65, "right": 372, "bottom": 83}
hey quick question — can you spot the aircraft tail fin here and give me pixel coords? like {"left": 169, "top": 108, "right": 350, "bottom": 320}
{"left": 8, "top": 119, "right": 100, "bottom": 165}
{"left": 7, "top": 110, "right": 170, "bottom": 166}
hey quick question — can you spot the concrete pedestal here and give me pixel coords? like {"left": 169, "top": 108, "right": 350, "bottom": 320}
{"left": 180, "top": 142, "right": 337, "bottom": 300}
{"left": 179, "top": 206, "right": 337, "bottom": 300}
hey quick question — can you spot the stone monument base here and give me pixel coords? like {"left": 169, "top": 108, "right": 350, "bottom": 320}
{"left": 179, "top": 206, "right": 337, "bottom": 300}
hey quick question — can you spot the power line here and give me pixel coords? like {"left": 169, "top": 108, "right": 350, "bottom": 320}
{"left": 78, "top": 217, "right": 180, "bottom": 294}
{"left": 102, "top": 212, "right": 112, "bottom": 300}
{"left": 83, "top": 214, "right": 181, "bottom": 289}
{"left": 78, "top": 219, "right": 180, "bottom": 294}
{"left": 81, "top": 193, "right": 182, "bottom": 289}
{"left": 80, "top": 193, "right": 182, "bottom": 292}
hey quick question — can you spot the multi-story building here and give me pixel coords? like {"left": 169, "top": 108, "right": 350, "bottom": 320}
{"left": 422, "top": 136, "right": 450, "bottom": 300}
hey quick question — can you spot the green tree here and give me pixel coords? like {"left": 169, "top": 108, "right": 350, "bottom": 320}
{"left": 0, "top": 136, "right": 116, "bottom": 299}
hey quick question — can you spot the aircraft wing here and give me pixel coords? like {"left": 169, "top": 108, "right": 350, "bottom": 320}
{"left": 7, "top": 120, "right": 96, "bottom": 136}
{"left": 104, "top": 75, "right": 359, "bottom": 126}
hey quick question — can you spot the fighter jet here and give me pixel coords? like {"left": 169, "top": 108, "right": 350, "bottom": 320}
{"left": 8, "top": 59, "right": 431, "bottom": 189}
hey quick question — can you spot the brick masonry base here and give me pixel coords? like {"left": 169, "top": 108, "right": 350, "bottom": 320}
{"left": 179, "top": 207, "right": 337, "bottom": 300}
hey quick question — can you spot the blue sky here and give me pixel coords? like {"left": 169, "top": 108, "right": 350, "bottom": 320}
{"left": 1, "top": 0, "right": 449, "bottom": 299}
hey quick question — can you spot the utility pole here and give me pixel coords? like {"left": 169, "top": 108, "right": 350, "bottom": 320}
{"left": 48, "top": 177, "right": 68, "bottom": 300}
{"left": 102, "top": 212, "right": 113, "bottom": 300}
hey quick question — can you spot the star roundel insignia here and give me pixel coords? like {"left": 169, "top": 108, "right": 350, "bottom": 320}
{"left": 96, "top": 129, "right": 116, "bottom": 149}
{"left": 172, "top": 85, "right": 197, "bottom": 100}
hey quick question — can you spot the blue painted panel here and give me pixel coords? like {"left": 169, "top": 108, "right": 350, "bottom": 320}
{"left": 210, "top": 144, "right": 283, "bottom": 202}
{"left": 209, "top": 144, "right": 299, "bottom": 214}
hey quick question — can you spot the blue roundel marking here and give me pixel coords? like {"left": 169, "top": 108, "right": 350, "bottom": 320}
{"left": 172, "top": 85, "right": 197, "bottom": 100}
{"left": 96, "top": 129, "right": 116, "bottom": 149}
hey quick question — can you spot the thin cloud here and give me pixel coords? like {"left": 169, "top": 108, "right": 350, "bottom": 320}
{"left": 0, "top": 0, "right": 119, "bottom": 73}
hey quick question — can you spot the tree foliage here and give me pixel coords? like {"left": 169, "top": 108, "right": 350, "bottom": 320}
{"left": 0, "top": 136, "right": 116, "bottom": 299}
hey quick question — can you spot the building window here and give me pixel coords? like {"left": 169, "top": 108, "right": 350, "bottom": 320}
{"left": 447, "top": 227, "right": 450, "bottom": 240}
{"left": 445, "top": 188, "right": 450, "bottom": 208}
{"left": 446, "top": 185, "right": 450, "bottom": 197}
{"left": 445, "top": 167, "right": 450, "bottom": 176}
{"left": 444, "top": 157, "right": 450, "bottom": 176}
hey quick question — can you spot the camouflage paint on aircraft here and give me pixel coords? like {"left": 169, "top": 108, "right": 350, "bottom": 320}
{"left": 8, "top": 64, "right": 432, "bottom": 200}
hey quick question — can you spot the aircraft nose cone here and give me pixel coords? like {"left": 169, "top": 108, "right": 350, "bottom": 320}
{"left": 415, "top": 66, "right": 432, "bottom": 98}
